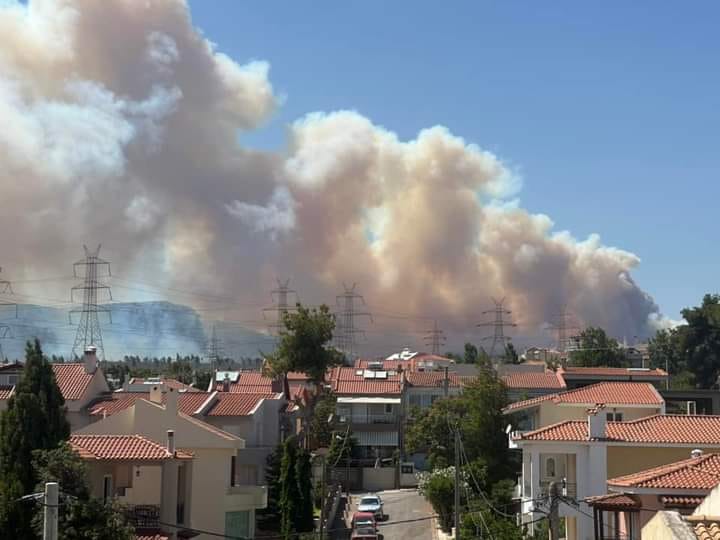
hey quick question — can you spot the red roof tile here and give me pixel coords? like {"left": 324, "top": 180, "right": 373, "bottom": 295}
{"left": 560, "top": 366, "right": 667, "bottom": 378}
{"left": 88, "top": 392, "right": 212, "bottom": 417}
{"left": 52, "top": 363, "right": 95, "bottom": 401}
{"left": 70, "top": 434, "right": 192, "bottom": 461}
{"left": 661, "top": 496, "right": 705, "bottom": 508}
{"left": 328, "top": 367, "right": 403, "bottom": 395}
{"left": 504, "top": 382, "right": 663, "bottom": 413}
{"left": 206, "top": 393, "right": 278, "bottom": 416}
{"left": 519, "top": 415, "right": 720, "bottom": 445}
{"left": 501, "top": 371, "right": 566, "bottom": 390}
{"left": 688, "top": 517, "right": 720, "bottom": 540}
{"left": 585, "top": 493, "right": 640, "bottom": 509}
{"left": 0, "top": 385, "right": 14, "bottom": 400}
{"left": 405, "top": 372, "right": 474, "bottom": 388}
{"left": 608, "top": 453, "right": 720, "bottom": 490}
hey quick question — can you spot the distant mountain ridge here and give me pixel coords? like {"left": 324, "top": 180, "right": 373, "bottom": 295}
{"left": 0, "top": 301, "right": 274, "bottom": 361}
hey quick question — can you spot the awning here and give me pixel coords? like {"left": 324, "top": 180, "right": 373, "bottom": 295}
{"left": 337, "top": 397, "right": 402, "bottom": 404}
{"left": 355, "top": 431, "right": 399, "bottom": 447}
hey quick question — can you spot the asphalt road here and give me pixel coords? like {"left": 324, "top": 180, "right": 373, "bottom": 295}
{"left": 348, "top": 489, "right": 435, "bottom": 540}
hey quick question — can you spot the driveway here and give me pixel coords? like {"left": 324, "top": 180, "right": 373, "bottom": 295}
{"left": 347, "top": 489, "right": 435, "bottom": 540}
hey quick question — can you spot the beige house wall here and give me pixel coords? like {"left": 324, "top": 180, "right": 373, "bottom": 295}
{"left": 537, "top": 403, "right": 661, "bottom": 427}
{"left": 65, "top": 369, "right": 110, "bottom": 431}
{"left": 606, "top": 446, "right": 716, "bottom": 479}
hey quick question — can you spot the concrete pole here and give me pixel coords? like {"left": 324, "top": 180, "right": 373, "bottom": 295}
{"left": 454, "top": 429, "right": 460, "bottom": 539}
{"left": 549, "top": 481, "right": 560, "bottom": 540}
{"left": 43, "top": 482, "right": 58, "bottom": 540}
{"left": 319, "top": 455, "right": 326, "bottom": 540}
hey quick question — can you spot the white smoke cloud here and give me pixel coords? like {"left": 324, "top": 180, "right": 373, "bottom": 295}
{"left": 0, "top": 0, "right": 664, "bottom": 353}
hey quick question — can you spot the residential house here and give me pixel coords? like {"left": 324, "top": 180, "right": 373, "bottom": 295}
{"left": 586, "top": 450, "right": 720, "bottom": 538}
{"left": 69, "top": 433, "right": 194, "bottom": 540}
{"left": 404, "top": 371, "right": 472, "bottom": 413}
{"left": 78, "top": 386, "right": 267, "bottom": 540}
{"left": 559, "top": 366, "right": 667, "bottom": 390}
{"left": 52, "top": 347, "right": 110, "bottom": 429}
{"left": 122, "top": 377, "right": 200, "bottom": 393}
{"left": 504, "top": 381, "right": 665, "bottom": 431}
{"left": 501, "top": 367, "right": 567, "bottom": 402}
{"left": 512, "top": 412, "right": 720, "bottom": 540}
{"left": 330, "top": 366, "right": 404, "bottom": 460}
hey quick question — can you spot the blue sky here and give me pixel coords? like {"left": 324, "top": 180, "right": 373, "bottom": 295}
{"left": 188, "top": 1, "right": 720, "bottom": 322}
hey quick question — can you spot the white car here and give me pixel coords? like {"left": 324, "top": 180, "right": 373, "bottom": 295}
{"left": 357, "top": 495, "right": 384, "bottom": 520}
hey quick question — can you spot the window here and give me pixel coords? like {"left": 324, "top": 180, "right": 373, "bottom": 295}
{"left": 401, "top": 464, "right": 414, "bottom": 474}
{"left": 385, "top": 403, "right": 393, "bottom": 414}
{"left": 546, "top": 458, "right": 556, "bottom": 478}
{"left": 606, "top": 412, "right": 623, "bottom": 421}
{"left": 230, "top": 455, "right": 236, "bottom": 487}
{"left": 7, "top": 375, "right": 17, "bottom": 385}
{"left": 103, "top": 475, "right": 113, "bottom": 503}
{"left": 225, "top": 511, "right": 250, "bottom": 538}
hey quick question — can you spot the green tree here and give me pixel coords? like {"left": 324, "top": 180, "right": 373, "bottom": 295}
{"left": 406, "top": 371, "right": 510, "bottom": 482}
{"left": 504, "top": 342, "right": 519, "bottom": 364}
{"left": 280, "top": 437, "right": 301, "bottom": 539}
{"left": 464, "top": 342, "right": 479, "bottom": 364}
{"left": 568, "top": 327, "right": 624, "bottom": 367}
{"left": 327, "top": 429, "right": 357, "bottom": 467}
{"left": 681, "top": 294, "right": 720, "bottom": 389}
{"left": 32, "top": 444, "right": 134, "bottom": 540}
{"left": 311, "top": 392, "right": 337, "bottom": 448}
{"left": 265, "top": 304, "right": 342, "bottom": 383}
{"left": 418, "top": 466, "right": 466, "bottom": 532}
{"left": 257, "top": 445, "right": 283, "bottom": 531}
{"left": 295, "top": 449, "right": 315, "bottom": 533}
{"left": 0, "top": 340, "right": 70, "bottom": 539}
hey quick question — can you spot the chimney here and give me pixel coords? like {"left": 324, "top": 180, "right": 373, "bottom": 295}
{"left": 167, "top": 430, "right": 175, "bottom": 456}
{"left": 166, "top": 387, "right": 178, "bottom": 417}
{"left": 83, "top": 346, "right": 97, "bottom": 374}
{"left": 271, "top": 377, "right": 283, "bottom": 394}
{"left": 222, "top": 373, "right": 230, "bottom": 392}
{"left": 587, "top": 404, "right": 607, "bottom": 439}
{"left": 692, "top": 449, "right": 704, "bottom": 459}
{"left": 149, "top": 385, "right": 163, "bottom": 404}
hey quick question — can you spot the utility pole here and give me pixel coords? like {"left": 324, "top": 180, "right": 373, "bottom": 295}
{"left": 0, "top": 268, "right": 18, "bottom": 361}
{"left": 424, "top": 320, "right": 446, "bottom": 355}
{"left": 478, "top": 297, "right": 516, "bottom": 360}
{"left": 443, "top": 366, "right": 449, "bottom": 397}
{"left": 548, "top": 481, "right": 560, "bottom": 540}
{"left": 551, "top": 306, "right": 581, "bottom": 354}
{"left": 335, "top": 283, "right": 372, "bottom": 360}
{"left": 207, "top": 324, "right": 224, "bottom": 371}
{"left": 454, "top": 427, "right": 461, "bottom": 540}
{"left": 263, "top": 278, "right": 298, "bottom": 336}
{"left": 70, "top": 245, "right": 112, "bottom": 361}
{"left": 43, "top": 481, "right": 58, "bottom": 540}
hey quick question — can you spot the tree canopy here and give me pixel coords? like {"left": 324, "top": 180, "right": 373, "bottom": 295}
{"left": 568, "top": 326, "right": 625, "bottom": 367}
{"left": 265, "top": 304, "right": 342, "bottom": 383}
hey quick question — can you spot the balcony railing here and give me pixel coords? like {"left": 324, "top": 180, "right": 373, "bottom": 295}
{"left": 337, "top": 414, "right": 398, "bottom": 425}
{"left": 540, "top": 481, "right": 577, "bottom": 500}
{"left": 124, "top": 504, "right": 160, "bottom": 529}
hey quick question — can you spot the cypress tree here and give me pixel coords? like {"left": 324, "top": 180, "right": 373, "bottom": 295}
{"left": 0, "top": 340, "right": 71, "bottom": 539}
{"left": 258, "top": 444, "right": 283, "bottom": 531}
{"left": 295, "top": 449, "right": 315, "bottom": 533}
{"left": 279, "top": 437, "right": 300, "bottom": 540}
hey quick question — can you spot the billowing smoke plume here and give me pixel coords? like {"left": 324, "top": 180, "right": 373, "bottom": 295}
{"left": 0, "top": 0, "right": 663, "bottom": 353}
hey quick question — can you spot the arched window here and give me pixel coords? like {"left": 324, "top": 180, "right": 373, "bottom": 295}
{"left": 546, "top": 457, "right": 556, "bottom": 478}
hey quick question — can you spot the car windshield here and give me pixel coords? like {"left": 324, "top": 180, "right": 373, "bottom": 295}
{"left": 360, "top": 497, "right": 379, "bottom": 505}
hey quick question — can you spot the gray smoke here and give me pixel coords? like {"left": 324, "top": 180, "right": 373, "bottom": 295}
{"left": 0, "top": 0, "right": 666, "bottom": 353}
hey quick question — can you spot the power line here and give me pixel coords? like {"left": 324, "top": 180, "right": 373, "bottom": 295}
{"left": 69, "top": 245, "right": 112, "bottom": 361}
{"left": 550, "top": 305, "right": 581, "bottom": 353}
{"left": 478, "top": 297, "right": 516, "bottom": 359}
{"left": 207, "top": 324, "right": 224, "bottom": 371}
{"left": 335, "top": 283, "right": 372, "bottom": 360}
{"left": 263, "top": 278, "right": 298, "bottom": 336}
{"left": 424, "top": 320, "right": 446, "bottom": 355}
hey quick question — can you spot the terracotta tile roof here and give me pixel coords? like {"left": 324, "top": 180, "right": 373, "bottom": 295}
{"left": 585, "top": 493, "right": 640, "bottom": 509}
{"left": 329, "top": 367, "right": 403, "bottom": 396}
{"left": 52, "top": 363, "right": 95, "bottom": 401}
{"left": 177, "top": 412, "right": 240, "bottom": 441}
{"left": 0, "top": 385, "right": 14, "bottom": 400}
{"left": 0, "top": 362, "right": 23, "bottom": 373}
{"left": 504, "top": 382, "right": 663, "bottom": 413}
{"left": 688, "top": 517, "right": 720, "bottom": 540}
{"left": 608, "top": 453, "right": 720, "bottom": 490}
{"left": 206, "top": 393, "right": 278, "bottom": 416}
{"left": 88, "top": 392, "right": 212, "bottom": 417}
{"left": 69, "top": 434, "right": 192, "bottom": 461}
{"left": 560, "top": 366, "right": 668, "bottom": 378}
{"left": 518, "top": 415, "right": 720, "bottom": 445}
{"left": 501, "top": 371, "right": 566, "bottom": 390}
{"left": 214, "top": 371, "right": 275, "bottom": 392}
{"left": 405, "top": 371, "right": 474, "bottom": 388}
{"left": 662, "top": 496, "right": 705, "bottom": 508}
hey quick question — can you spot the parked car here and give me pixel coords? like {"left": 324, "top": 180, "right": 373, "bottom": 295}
{"left": 351, "top": 526, "right": 380, "bottom": 540}
{"left": 357, "top": 494, "right": 384, "bottom": 520}
{"left": 352, "top": 511, "right": 377, "bottom": 531}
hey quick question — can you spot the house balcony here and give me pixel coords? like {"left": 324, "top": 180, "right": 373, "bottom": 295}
{"left": 124, "top": 504, "right": 160, "bottom": 529}
{"left": 337, "top": 413, "right": 399, "bottom": 425}
{"left": 540, "top": 480, "right": 577, "bottom": 500}
{"left": 225, "top": 484, "right": 267, "bottom": 510}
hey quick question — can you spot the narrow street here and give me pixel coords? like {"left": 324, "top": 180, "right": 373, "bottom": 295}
{"left": 345, "top": 489, "right": 435, "bottom": 540}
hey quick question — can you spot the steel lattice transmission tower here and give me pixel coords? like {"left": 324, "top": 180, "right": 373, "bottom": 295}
{"left": 207, "top": 324, "right": 225, "bottom": 371}
{"left": 424, "top": 320, "right": 446, "bottom": 355}
{"left": 335, "top": 283, "right": 372, "bottom": 360}
{"left": 263, "top": 278, "right": 299, "bottom": 336}
{"left": 0, "top": 268, "right": 16, "bottom": 361}
{"left": 478, "top": 297, "right": 516, "bottom": 359}
{"left": 551, "top": 306, "right": 581, "bottom": 353}
{"left": 70, "top": 245, "right": 112, "bottom": 361}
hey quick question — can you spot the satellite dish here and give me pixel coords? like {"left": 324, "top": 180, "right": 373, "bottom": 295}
{"left": 505, "top": 424, "right": 513, "bottom": 434}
